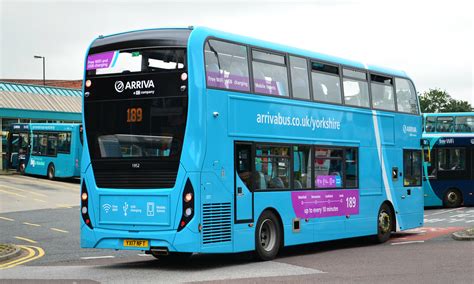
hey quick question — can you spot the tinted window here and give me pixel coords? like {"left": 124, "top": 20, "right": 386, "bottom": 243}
{"left": 290, "top": 56, "right": 310, "bottom": 100}
{"left": 455, "top": 116, "right": 474, "bottom": 132}
{"left": 57, "top": 132, "right": 71, "bottom": 154}
{"left": 312, "top": 63, "right": 342, "bottom": 104}
{"left": 314, "top": 148, "right": 344, "bottom": 188}
{"left": 436, "top": 116, "right": 454, "bottom": 132}
{"left": 47, "top": 133, "right": 58, "bottom": 156}
{"left": 371, "top": 82, "right": 395, "bottom": 111}
{"left": 254, "top": 145, "right": 290, "bottom": 189}
{"left": 343, "top": 68, "right": 366, "bottom": 80}
{"left": 205, "top": 40, "right": 250, "bottom": 92}
{"left": 403, "top": 150, "right": 422, "bottom": 186}
{"left": 345, "top": 148, "right": 358, "bottom": 188}
{"left": 395, "top": 78, "right": 418, "bottom": 114}
{"left": 253, "top": 58, "right": 289, "bottom": 97}
{"left": 343, "top": 79, "right": 370, "bottom": 108}
{"left": 293, "top": 145, "right": 312, "bottom": 189}
{"left": 438, "top": 148, "right": 466, "bottom": 171}
{"left": 253, "top": 50, "right": 285, "bottom": 65}
{"left": 236, "top": 144, "right": 252, "bottom": 189}
{"left": 425, "top": 116, "right": 436, "bottom": 132}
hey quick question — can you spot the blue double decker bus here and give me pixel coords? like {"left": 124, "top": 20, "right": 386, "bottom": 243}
{"left": 81, "top": 27, "right": 423, "bottom": 260}
{"left": 7, "top": 123, "right": 83, "bottom": 179}
{"left": 422, "top": 112, "right": 474, "bottom": 207}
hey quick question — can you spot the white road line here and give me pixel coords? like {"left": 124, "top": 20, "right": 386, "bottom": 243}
{"left": 425, "top": 208, "right": 465, "bottom": 217}
{"left": 80, "top": 256, "right": 115, "bottom": 260}
{"left": 138, "top": 253, "right": 152, "bottom": 257}
{"left": 391, "top": 240, "right": 425, "bottom": 245}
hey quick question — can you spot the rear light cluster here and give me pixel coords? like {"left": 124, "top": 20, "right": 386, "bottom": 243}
{"left": 81, "top": 182, "right": 93, "bottom": 229}
{"left": 177, "top": 179, "right": 194, "bottom": 232}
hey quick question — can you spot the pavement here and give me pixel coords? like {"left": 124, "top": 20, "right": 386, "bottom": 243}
{"left": 0, "top": 174, "right": 473, "bottom": 283}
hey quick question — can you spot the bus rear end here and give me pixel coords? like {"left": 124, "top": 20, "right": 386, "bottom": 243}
{"left": 81, "top": 29, "right": 196, "bottom": 255}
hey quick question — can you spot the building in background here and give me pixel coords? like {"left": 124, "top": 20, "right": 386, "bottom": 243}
{"left": 0, "top": 80, "right": 82, "bottom": 170}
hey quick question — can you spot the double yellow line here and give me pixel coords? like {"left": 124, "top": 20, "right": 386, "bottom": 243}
{"left": 0, "top": 245, "right": 45, "bottom": 269}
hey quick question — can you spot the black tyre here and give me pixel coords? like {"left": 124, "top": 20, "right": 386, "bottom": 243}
{"left": 255, "top": 210, "right": 282, "bottom": 261}
{"left": 374, "top": 203, "right": 394, "bottom": 243}
{"left": 443, "top": 188, "right": 463, "bottom": 208}
{"left": 151, "top": 252, "right": 192, "bottom": 263}
{"left": 47, "top": 164, "right": 55, "bottom": 180}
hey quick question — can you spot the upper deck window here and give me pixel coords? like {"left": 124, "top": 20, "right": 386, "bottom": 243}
{"left": 252, "top": 50, "right": 289, "bottom": 97}
{"left": 312, "top": 62, "right": 342, "bottom": 104}
{"left": 289, "top": 56, "right": 310, "bottom": 100}
{"left": 371, "top": 74, "right": 395, "bottom": 111}
{"left": 425, "top": 116, "right": 436, "bottom": 132}
{"left": 87, "top": 48, "right": 185, "bottom": 76}
{"left": 395, "top": 78, "right": 418, "bottom": 114}
{"left": 455, "top": 116, "right": 474, "bottom": 132}
{"left": 436, "top": 116, "right": 454, "bottom": 132}
{"left": 205, "top": 40, "right": 250, "bottom": 92}
{"left": 343, "top": 69, "right": 369, "bottom": 108}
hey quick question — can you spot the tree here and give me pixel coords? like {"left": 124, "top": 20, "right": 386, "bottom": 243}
{"left": 419, "top": 88, "right": 472, "bottom": 113}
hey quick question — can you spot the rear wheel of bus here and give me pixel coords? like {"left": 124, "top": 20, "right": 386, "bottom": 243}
{"left": 443, "top": 188, "right": 463, "bottom": 208}
{"left": 47, "top": 163, "right": 55, "bottom": 180}
{"left": 255, "top": 210, "right": 282, "bottom": 261}
{"left": 374, "top": 203, "right": 394, "bottom": 243}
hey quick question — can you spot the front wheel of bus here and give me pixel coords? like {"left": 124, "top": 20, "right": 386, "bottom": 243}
{"left": 47, "top": 164, "right": 55, "bottom": 180}
{"left": 443, "top": 188, "right": 462, "bottom": 208}
{"left": 374, "top": 203, "right": 393, "bottom": 243}
{"left": 255, "top": 211, "right": 281, "bottom": 261}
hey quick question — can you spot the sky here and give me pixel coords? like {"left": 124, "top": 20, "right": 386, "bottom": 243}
{"left": 0, "top": 0, "right": 472, "bottom": 104}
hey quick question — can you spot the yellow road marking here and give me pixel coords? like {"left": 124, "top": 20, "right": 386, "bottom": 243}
{"left": 0, "top": 216, "right": 15, "bottom": 221}
{"left": 22, "top": 222, "right": 41, "bottom": 227}
{"left": 14, "top": 236, "right": 38, "bottom": 244}
{"left": 0, "top": 184, "right": 48, "bottom": 197}
{"left": 33, "top": 198, "right": 47, "bottom": 203}
{"left": 50, "top": 227, "right": 69, "bottom": 233}
{"left": 0, "top": 245, "right": 45, "bottom": 269}
{"left": 0, "top": 189, "right": 26, "bottom": 198}
{"left": 56, "top": 203, "right": 74, "bottom": 209}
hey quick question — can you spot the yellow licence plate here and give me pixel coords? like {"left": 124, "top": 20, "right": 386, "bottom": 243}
{"left": 123, "top": 239, "right": 149, "bottom": 248}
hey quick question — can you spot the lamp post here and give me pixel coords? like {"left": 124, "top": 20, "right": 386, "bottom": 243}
{"left": 33, "top": 55, "right": 45, "bottom": 86}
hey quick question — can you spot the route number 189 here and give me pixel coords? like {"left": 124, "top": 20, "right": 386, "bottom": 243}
{"left": 346, "top": 197, "right": 357, "bottom": 208}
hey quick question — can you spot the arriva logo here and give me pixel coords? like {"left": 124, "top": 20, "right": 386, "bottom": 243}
{"left": 114, "top": 80, "right": 155, "bottom": 94}
{"left": 403, "top": 124, "right": 417, "bottom": 134}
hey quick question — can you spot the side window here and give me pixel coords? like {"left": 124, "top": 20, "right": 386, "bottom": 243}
{"left": 371, "top": 74, "right": 395, "bottom": 111}
{"left": 252, "top": 50, "right": 289, "bottom": 96}
{"left": 436, "top": 116, "right": 454, "bottom": 132}
{"left": 345, "top": 148, "right": 358, "bottom": 188}
{"left": 254, "top": 145, "right": 290, "bottom": 189}
{"left": 425, "top": 116, "right": 436, "bottom": 132}
{"left": 395, "top": 78, "right": 418, "bottom": 114}
{"left": 47, "top": 133, "right": 58, "bottom": 156}
{"left": 34, "top": 133, "right": 48, "bottom": 156}
{"left": 204, "top": 40, "right": 250, "bottom": 92}
{"left": 454, "top": 116, "right": 474, "bottom": 132}
{"left": 314, "top": 148, "right": 344, "bottom": 188}
{"left": 343, "top": 68, "right": 370, "bottom": 108}
{"left": 57, "top": 132, "right": 71, "bottom": 154}
{"left": 438, "top": 148, "right": 466, "bottom": 171}
{"left": 289, "top": 56, "right": 310, "bottom": 100}
{"left": 236, "top": 144, "right": 252, "bottom": 189}
{"left": 312, "top": 62, "right": 342, "bottom": 104}
{"left": 403, "top": 150, "right": 422, "bottom": 186}
{"left": 293, "top": 145, "right": 312, "bottom": 189}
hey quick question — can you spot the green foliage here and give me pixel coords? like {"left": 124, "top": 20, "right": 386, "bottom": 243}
{"left": 419, "top": 88, "right": 472, "bottom": 113}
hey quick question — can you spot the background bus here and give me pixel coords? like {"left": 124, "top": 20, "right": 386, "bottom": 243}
{"left": 7, "top": 123, "right": 83, "bottom": 179}
{"left": 81, "top": 27, "right": 423, "bottom": 261}
{"left": 422, "top": 112, "right": 474, "bottom": 207}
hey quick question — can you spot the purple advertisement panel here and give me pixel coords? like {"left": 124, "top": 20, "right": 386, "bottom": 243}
{"left": 206, "top": 71, "right": 250, "bottom": 92}
{"left": 291, "top": 189, "right": 359, "bottom": 218}
{"left": 254, "top": 79, "right": 280, "bottom": 96}
{"left": 87, "top": 51, "right": 117, "bottom": 70}
{"left": 316, "top": 175, "right": 342, "bottom": 188}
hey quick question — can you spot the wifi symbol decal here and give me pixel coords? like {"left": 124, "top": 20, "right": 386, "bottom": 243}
{"left": 103, "top": 203, "right": 112, "bottom": 213}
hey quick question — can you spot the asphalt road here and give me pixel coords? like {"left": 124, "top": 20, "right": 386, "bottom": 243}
{"left": 0, "top": 175, "right": 473, "bottom": 283}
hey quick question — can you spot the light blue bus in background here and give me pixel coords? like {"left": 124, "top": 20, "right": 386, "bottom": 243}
{"left": 422, "top": 112, "right": 474, "bottom": 207}
{"left": 7, "top": 123, "right": 83, "bottom": 179}
{"left": 81, "top": 27, "right": 423, "bottom": 261}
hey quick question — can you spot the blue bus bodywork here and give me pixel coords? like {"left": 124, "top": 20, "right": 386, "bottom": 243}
{"left": 81, "top": 27, "right": 423, "bottom": 258}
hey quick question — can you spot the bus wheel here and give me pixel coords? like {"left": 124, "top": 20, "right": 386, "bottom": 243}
{"left": 443, "top": 188, "right": 462, "bottom": 208}
{"left": 47, "top": 164, "right": 55, "bottom": 180}
{"left": 374, "top": 203, "right": 393, "bottom": 243}
{"left": 255, "top": 211, "right": 281, "bottom": 261}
